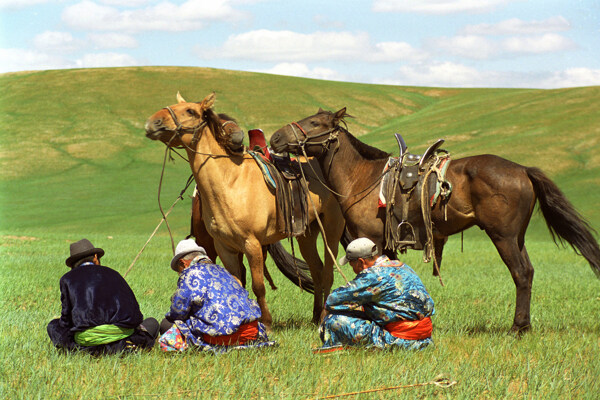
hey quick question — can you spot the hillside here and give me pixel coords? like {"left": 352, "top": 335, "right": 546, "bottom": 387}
{"left": 1, "top": 67, "right": 599, "bottom": 235}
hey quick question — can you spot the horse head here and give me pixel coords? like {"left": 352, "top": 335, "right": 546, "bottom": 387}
{"left": 145, "top": 92, "right": 244, "bottom": 153}
{"left": 270, "top": 108, "right": 348, "bottom": 157}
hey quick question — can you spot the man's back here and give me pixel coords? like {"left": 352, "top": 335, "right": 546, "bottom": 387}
{"left": 60, "top": 264, "right": 143, "bottom": 331}
{"left": 168, "top": 261, "right": 262, "bottom": 337}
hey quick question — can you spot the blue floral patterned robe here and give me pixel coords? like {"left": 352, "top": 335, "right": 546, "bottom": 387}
{"left": 319, "top": 256, "right": 434, "bottom": 350}
{"left": 163, "top": 258, "right": 274, "bottom": 351}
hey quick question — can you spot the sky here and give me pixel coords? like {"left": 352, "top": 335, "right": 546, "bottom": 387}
{"left": 1, "top": 0, "right": 600, "bottom": 88}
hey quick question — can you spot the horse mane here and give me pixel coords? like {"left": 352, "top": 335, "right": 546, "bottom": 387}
{"left": 218, "top": 113, "right": 237, "bottom": 123}
{"left": 341, "top": 126, "right": 391, "bottom": 160}
{"left": 203, "top": 108, "right": 231, "bottom": 148}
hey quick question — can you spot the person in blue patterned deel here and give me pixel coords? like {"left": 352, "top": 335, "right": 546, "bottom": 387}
{"left": 316, "top": 238, "right": 435, "bottom": 353}
{"left": 158, "top": 239, "right": 275, "bottom": 352}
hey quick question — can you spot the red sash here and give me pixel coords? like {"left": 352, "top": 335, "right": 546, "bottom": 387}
{"left": 202, "top": 321, "right": 259, "bottom": 346}
{"left": 385, "top": 317, "right": 432, "bottom": 340}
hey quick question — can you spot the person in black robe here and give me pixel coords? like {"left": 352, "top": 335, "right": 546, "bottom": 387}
{"left": 47, "top": 238, "right": 158, "bottom": 355}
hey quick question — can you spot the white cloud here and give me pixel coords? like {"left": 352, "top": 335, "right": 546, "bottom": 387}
{"left": 0, "top": 48, "right": 70, "bottom": 73}
{"left": 0, "top": 0, "right": 50, "bottom": 10}
{"left": 371, "top": 41, "right": 429, "bottom": 62}
{"left": 99, "top": 0, "right": 152, "bottom": 5}
{"left": 62, "top": 0, "right": 243, "bottom": 32}
{"left": 432, "top": 33, "right": 575, "bottom": 60}
{"left": 394, "top": 61, "right": 486, "bottom": 87}
{"left": 33, "top": 31, "right": 83, "bottom": 53}
{"left": 215, "top": 29, "right": 426, "bottom": 63}
{"left": 219, "top": 30, "right": 371, "bottom": 62}
{"left": 88, "top": 33, "right": 138, "bottom": 49}
{"left": 75, "top": 52, "right": 139, "bottom": 68}
{"left": 461, "top": 16, "right": 571, "bottom": 35}
{"left": 501, "top": 33, "right": 575, "bottom": 54}
{"left": 372, "top": 0, "right": 517, "bottom": 14}
{"left": 263, "top": 63, "right": 345, "bottom": 81}
{"left": 541, "top": 68, "right": 600, "bottom": 88}
{"left": 432, "top": 35, "right": 498, "bottom": 59}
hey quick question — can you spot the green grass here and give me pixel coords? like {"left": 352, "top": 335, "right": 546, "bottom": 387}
{"left": 1, "top": 67, "right": 600, "bottom": 398}
{"left": 2, "top": 234, "right": 599, "bottom": 399}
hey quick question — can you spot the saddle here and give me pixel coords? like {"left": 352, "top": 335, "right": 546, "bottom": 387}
{"left": 248, "top": 130, "right": 309, "bottom": 238}
{"left": 381, "top": 134, "right": 452, "bottom": 264}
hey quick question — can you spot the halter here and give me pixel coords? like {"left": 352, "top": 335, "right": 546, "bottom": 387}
{"left": 163, "top": 106, "right": 243, "bottom": 158}
{"left": 287, "top": 121, "right": 341, "bottom": 157}
{"left": 165, "top": 106, "right": 207, "bottom": 149}
{"left": 285, "top": 119, "right": 392, "bottom": 200}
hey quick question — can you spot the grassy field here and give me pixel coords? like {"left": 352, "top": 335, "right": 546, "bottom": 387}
{"left": 1, "top": 67, "right": 599, "bottom": 399}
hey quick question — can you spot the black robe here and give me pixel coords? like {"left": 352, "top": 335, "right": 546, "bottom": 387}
{"left": 47, "top": 263, "right": 154, "bottom": 355}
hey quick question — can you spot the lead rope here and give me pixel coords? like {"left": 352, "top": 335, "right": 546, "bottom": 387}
{"left": 419, "top": 155, "right": 445, "bottom": 286}
{"left": 124, "top": 144, "right": 195, "bottom": 278}
{"left": 291, "top": 150, "right": 349, "bottom": 284}
{"left": 158, "top": 140, "right": 177, "bottom": 254}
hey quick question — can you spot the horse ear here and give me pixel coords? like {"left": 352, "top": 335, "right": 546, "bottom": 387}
{"left": 176, "top": 91, "right": 186, "bottom": 103}
{"left": 333, "top": 107, "right": 347, "bottom": 123}
{"left": 318, "top": 108, "right": 326, "bottom": 113}
{"left": 199, "top": 92, "right": 216, "bottom": 110}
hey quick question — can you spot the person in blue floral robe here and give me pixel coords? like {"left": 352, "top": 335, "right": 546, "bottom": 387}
{"left": 158, "top": 239, "right": 275, "bottom": 352}
{"left": 318, "top": 238, "right": 434, "bottom": 352}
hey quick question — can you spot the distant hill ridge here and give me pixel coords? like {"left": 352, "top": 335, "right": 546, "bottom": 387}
{"left": 1, "top": 66, "right": 598, "bottom": 232}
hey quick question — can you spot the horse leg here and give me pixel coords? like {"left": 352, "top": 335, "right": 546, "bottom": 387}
{"left": 262, "top": 245, "right": 277, "bottom": 290}
{"left": 237, "top": 253, "right": 246, "bottom": 288}
{"left": 244, "top": 239, "right": 272, "bottom": 330}
{"left": 320, "top": 211, "right": 344, "bottom": 308}
{"left": 491, "top": 237, "right": 534, "bottom": 334}
{"left": 297, "top": 223, "right": 325, "bottom": 324}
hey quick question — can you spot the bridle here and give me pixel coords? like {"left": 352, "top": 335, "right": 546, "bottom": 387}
{"left": 163, "top": 106, "right": 243, "bottom": 159}
{"left": 286, "top": 120, "right": 390, "bottom": 200}
{"left": 165, "top": 106, "right": 208, "bottom": 150}
{"left": 287, "top": 121, "right": 341, "bottom": 158}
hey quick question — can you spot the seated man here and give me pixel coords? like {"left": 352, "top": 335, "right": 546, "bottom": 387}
{"left": 47, "top": 239, "right": 159, "bottom": 355}
{"left": 317, "top": 238, "right": 435, "bottom": 352}
{"left": 158, "top": 239, "right": 275, "bottom": 352}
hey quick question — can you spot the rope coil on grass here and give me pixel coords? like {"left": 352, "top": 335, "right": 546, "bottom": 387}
{"left": 306, "top": 375, "right": 457, "bottom": 399}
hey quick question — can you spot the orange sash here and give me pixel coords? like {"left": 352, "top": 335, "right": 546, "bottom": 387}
{"left": 202, "top": 321, "right": 259, "bottom": 346}
{"left": 385, "top": 317, "right": 432, "bottom": 340}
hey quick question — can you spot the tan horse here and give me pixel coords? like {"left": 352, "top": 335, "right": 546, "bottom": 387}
{"left": 145, "top": 93, "right": 345, "bottom": 327}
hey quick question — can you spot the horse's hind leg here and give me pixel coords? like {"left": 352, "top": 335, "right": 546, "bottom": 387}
{"left": 491, "top": 237, "right": 534, "bottom": 333}
{"left": 321, "top": 210, "right": 345, "bottom": 306}
{"left": 217, "top": 241, "right": 272, "bottom": 330}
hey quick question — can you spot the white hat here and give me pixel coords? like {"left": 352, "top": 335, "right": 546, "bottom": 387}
{"left": 339, "top": 238, "right": 378, "bottom": 265}
{"left": 171, "top": 239, "right": 210, "bottom": 270}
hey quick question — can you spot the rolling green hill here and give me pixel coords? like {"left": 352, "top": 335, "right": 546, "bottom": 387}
{"left": 1, "top": 67, "right": 599, "bottom": 236}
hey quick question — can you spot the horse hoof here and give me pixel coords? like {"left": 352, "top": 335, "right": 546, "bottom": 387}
{"left": 509, "top": 324, "right": 530, "bottom": 337}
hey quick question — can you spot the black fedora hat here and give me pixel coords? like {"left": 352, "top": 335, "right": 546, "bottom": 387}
{"left": 65, "top": 238, "right": 105, "bottom": 267}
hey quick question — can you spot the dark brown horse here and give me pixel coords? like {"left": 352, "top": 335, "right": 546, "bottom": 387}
{"left": 270, "top": 107, "right": 600, "bottom": 333}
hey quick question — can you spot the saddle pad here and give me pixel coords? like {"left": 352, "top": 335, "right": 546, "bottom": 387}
{"left": 248, "top": 151, "right": 277, "bottom": 190}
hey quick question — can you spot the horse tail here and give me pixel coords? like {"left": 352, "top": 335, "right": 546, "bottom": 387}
{"left": 527, "top": 167, "right": 600, "bottom": 277}
{"left": 266, "top": 242, "right": 315, "bottom": 294}
{"left": 340, "top": 226, "right": 353, "bottom": 250}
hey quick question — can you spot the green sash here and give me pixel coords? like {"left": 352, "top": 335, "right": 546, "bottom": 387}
{"left": 74, "top": 324, "right": 134, "bottom": 346}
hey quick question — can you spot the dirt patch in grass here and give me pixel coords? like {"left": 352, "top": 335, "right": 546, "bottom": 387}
{"left": 2, "top": 235, "right": 39, "bottom": 243}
